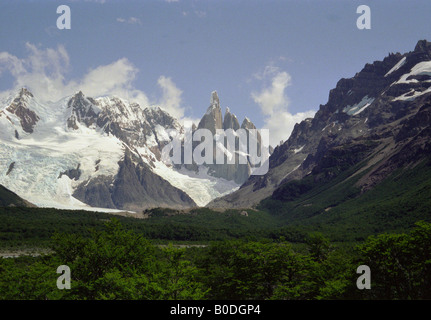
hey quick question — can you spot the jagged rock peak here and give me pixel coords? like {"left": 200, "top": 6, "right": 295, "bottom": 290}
{"left": 6, "top": 88, "right": 39, "bottom": 133}
{"left": 414, "top": 39, "right": 431, "bottom": 53}
{"left": 75, "top": 90, "right": 84, "bottom": 97}
{"left": 144, "top": 105, "right": 178, "bottom": 118}
{"left": 144, "top": 105, "right": 181, "bottom": 129}
{"left": 223, "top": 106, "right": 240, "bottom": 130}
{"left": 199, "top": 91, "right": 223, "bottom": 134}
{"left": 17, "top": 87, "right": 34, "bottom": 99}
{"left": 241, "top": 117, "right": 256, "bottom": 130}
{"left": 205, "top": 91, "right": 222, "bottom": 115}
{"left": 66, "top": 91, "right": 100, "bottom": 129}
{"left": 68, "top": 91, "right": 94, "bottom": 109}
{"left": 145, "top": 105, "right": 163, "bottom": 112}
{"left": 8, "top": 88, "right": 34, "bottom": 106}
{"left": 210, "top": 90, "right": 220, "bottom": 107}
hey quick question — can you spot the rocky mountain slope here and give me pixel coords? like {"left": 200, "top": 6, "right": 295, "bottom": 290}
{"left": 0, "top": 184, "right": 35, "bottom": 207}
{"left": 209, "top": 40, "right": 431, "bottom": 209}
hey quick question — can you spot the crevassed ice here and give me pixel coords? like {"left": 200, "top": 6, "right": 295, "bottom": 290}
{"left": 0, "top": 127, "right": 124, "bottom": 211}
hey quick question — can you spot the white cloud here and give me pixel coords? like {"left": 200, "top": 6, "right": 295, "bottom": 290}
{"left": 251, "top": 71, "right": 291, "bottom": 116}
{"left": 252, "top": 64, "right": 281, "bottom": 81}
{"left": 251, "top": 66, "right": 315, "bottom": 147}
{"left": 157, "top": 76, "right": 184, "bottom": 119}
{"left": 0, "top": 52, "right": 26, "bottom": 77}
{"left": 116, "top": 17, "right": 142, "bottom": 25}
{"left": 263, "top": 110, "right": 315, "bottom": 147}
{"left": 194, "top": 10, "right": 207, "bottom": 18}
{"left": 69, "top": 0, "right": 106, "bottom": 3}
{"left": 1, "top": 43, "right": 72, "bottom": 102}
{"left": 83, "top": 0, "right": 106, "bottom": 3}
{"left": 0, "top": 43, "right": 187, "bottom": 120}
{"left": 0, "top": 43, "right": 145, "bottom": 104}
{"left": 79, "top": 58, "right": 151, "bottom": 107}
{"left": 180, "top": 117, "right": 200, "bottom": 129}
{"left": 129, "top": 17, "right": 141, "bottom": 25}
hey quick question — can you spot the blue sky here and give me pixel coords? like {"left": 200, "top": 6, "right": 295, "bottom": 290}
{"left": 1, "top": 0, "right": 431, "bottom": 146}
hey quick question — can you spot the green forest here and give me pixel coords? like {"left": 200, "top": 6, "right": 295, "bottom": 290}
{"left": 1, "top": 217, "right": 431, "bottom": 300}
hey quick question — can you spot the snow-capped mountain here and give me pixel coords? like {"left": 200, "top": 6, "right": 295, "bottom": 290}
{"left": 0, "top": 88, "right": 258, "bottom": 211}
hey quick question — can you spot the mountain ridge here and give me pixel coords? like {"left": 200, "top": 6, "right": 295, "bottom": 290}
{"left": 208, "top": 39, "right": 431, "bottom": 209}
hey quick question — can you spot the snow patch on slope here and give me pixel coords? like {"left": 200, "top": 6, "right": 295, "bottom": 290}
{"left": 343, "top": 96, "right": 374, "bottom": 116}
{"left": 385, "top": 56, "right": 406, "bottom": 77}
{"left": 392, "top": 87, "right": 431, "bottom": 102}
{"left": 294, "top": 145, "right": 304, "bottom": 153}
{"left": 396, "top": 61, "right": 431, "bottom": 84}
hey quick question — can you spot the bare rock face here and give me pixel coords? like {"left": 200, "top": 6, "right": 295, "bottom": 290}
{"left": 73, "top": 150, "right": 196, "bottom": 211}
{"left": 198, "top": 91, "right": 223, "bottom": 135}
{"left": 5, "top": 88, "right": 39, "bottom": 133}
{"left": 73, "top": 175, "right": 117, "bottom": 209}
{"left": 223, "top": 107, "right": 240, "bottom": 131}
{"left": 0, "top": 184, "right": 35, "bottom": 207}
{"left": 209, "top": 39, "right": 431, "bottom": 209}
{"left": 58, "top": 164, "right": 82, "bottom": 181}
{"left": 241, "top": 117, "right": 256, "bottom": 130}
{"left": 67, "top": 91, "right": 99, "bottom": 129}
